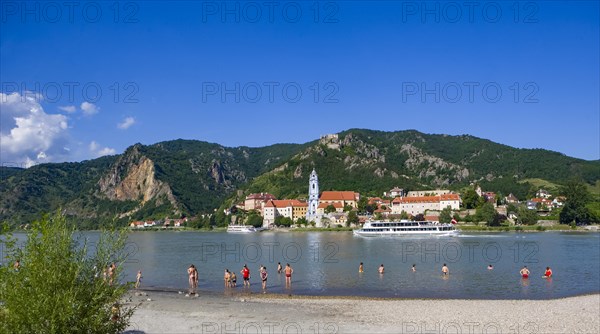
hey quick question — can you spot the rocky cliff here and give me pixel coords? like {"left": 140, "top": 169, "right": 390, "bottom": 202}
{"left": 98, "top": 145, "right": 178, "bottom": 214}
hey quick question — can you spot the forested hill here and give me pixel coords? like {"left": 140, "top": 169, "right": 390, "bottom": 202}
{"left": 0, "top": 139, "right": 307, "bottom": 227}
{"left": 230, "top": 129, "right": 599, "bottom": 205}
{"left": 1, "top": 129, "right": 598, "bottom": 227}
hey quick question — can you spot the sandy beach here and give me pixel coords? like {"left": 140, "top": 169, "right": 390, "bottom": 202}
{"left": 124, "top": 290, "right": 600, "bottom": 333}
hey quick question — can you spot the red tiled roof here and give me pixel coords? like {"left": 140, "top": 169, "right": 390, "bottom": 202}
{"left": 265, "top": 199, "right": 307, "bottom": 208}
{"left": 246, "top": 193, "right": 276, "bottom": 200}
{"left": 320, "top": 191, "right": 358, "bottom": 201}
{"left": 368, "top": 197, "right": 382, "bottom": 204}
{"left": 440, "top": 194, "right": 460, "bottom": 201}
{"left": 318, "top": 202, "right": 343, "bottom": 209}
{"left": 374, "top": 208, "right": 392, "bottom": 213}
{"left": 393, "top": 196, "right": 438, "bottom": 203}
{"left": 391, "top": 194, "right": 460, "bottom": 204}
{"left": 531, "top": 198, "right": 552, "bottom": 204}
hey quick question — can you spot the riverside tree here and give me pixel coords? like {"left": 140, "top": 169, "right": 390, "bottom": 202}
{"left": 347, "top": 211, "right": 359, "bottom": 227}
{"left": 475, "top": 202, "right": 502, "bottom": 226}
{"left": 0, "top": 212, "right": 136, "bottom": 333}
{"left": 439, "top": 206, "right": 453, "bottom": 224}
{"left": 559, "top": 179, "right": 594, "bottom": 225}
{"left": 246, "top": 214, "right": 263, "bottom": 228}
{"left": 517, "top": 206, "right": 538, "bottom": 225}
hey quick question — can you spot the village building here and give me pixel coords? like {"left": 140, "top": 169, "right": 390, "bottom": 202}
{"left": 319, "top": 191, "right": 360, "bottom": 208}
{"left": 425, "top": 215, "right": 440, "bottom": 223}
{"left": 505, "top": 193, "right": 519, "bottom": 204}
{"left": 383, "top": 187, "right": 404, "bottom": 198}
{"left": 263, "top": 199, "right": 308, "bottom": 227}
{"left": 130, "top": 221, "right": 145, "bottom": 228}
{"left": 536, "top": 189, "right": 551, "bottom": 199}
{"left": 406, "top": 189, "right": 451, "bottom": 197}
{"left": 244, "top": 192, "right": 277, "bottom": 213}
{"left": 164, "top": 218, "right": 186, "bottom": 227}
{"left": 329, "top": 212, "right": 348, "bottom": 226}
{"left": 317, "top": 202, "right": 344, "bottom": 215}
{"left": 552, "top": 196, "right": 565, "bottom": 208}
{"left": 529, "top": 197, "right": 554, "bottom": 210}
{"left": 483, "top": 192, "right": 497, "bottom": 207}
{"left": 374, "top": 206, "right": 392, "bottom": 217}
{"left": 390, "top": 194, "right": 460, "bottom": 216}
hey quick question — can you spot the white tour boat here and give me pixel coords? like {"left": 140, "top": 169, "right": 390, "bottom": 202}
{"left": 353, "top": 219, "right": 457, "bottom": 237}
{"left": 226, "top": 225, "right": 261, "bottom": 233}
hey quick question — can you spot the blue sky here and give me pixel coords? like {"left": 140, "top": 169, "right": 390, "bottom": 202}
{"left": 1, "top": 1, "right": 598, "bottom": 166}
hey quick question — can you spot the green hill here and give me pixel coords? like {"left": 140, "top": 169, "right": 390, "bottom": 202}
{"left": 230, "top": 129, "right": 599, "bottom": 205}
{"left": 1, "top": 129, "right": 598, "bottom": 228}
{"left": 0, "top": 140, "right": 306, "bottom": 227}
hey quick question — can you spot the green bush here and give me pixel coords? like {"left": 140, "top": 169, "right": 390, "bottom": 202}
{"left": 246, "top": 214, "right": 263, "bottom": 228}
{"left": 0, "top": 212, "right": 135, "bottom": 333}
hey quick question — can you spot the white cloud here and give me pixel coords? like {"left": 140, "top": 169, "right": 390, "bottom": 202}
{"left": 98, "top": 147, "right": 117, "bottom": 156}
{"left": 80, "top": 102, "right": 99, "bottom": 116}
{"left": 89, "top": 141, "right": 116, "bottom": 158}
{"left": 0, "top": 92, "right": 70, "bottom": 167}
{"left": 117, "top": 116, "right": 136, "bottom": 130}
{"left": 58, "top": 105, "right": 77, "bottom": 113}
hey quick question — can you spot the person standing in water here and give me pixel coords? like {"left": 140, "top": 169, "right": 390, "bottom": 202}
{"left": 135, "top": 270, "right": 142, "bottom": 289}
{"left": 359, "top": 262, "right": 364, "bottom": 273}
{"left": 277, "top": 262, "right": 282, "bottom": 274}
{"left": 187, "top": 264, "right": 198, "bottom": 293}
{"left": 260, "top": 266, "right": 268, "bottom": 290}
{"left": 230, "top": 271, "right": 237, "bottom": 287}
{"left": 378, "top": 264, "right": 385, "bottom": 274}
{"left": 241, "top": 264, "right": 250, "bottom": 287}
{"left": 284, "top": 263, "right": 293, "bottom": 286}
{"left": 543, "top": 266, "right": 553, "bottom": 278}
{"left": 520, "top": 266, "right": 530, "bottom": 278}
{"left": 411, "top": 264, "right": 416, "bottom": 272}
{"left": 441, "top": 264, "right": 449, "bottom": 276}
{"left": 224, "top": 269, "right": 231, "bottom": 288}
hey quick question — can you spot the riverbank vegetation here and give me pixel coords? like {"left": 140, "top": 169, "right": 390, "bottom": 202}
{"left": 0, "top": 213, "right": 135, "bottom": 333}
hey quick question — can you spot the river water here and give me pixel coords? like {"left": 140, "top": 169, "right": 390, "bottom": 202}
{"left": 5, "top": 231, "right": 599, "bottom": 299}
{"left": 116, "top": 231, "right": 599, "bottom": 299}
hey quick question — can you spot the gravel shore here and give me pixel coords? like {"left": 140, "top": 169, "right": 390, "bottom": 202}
{"left": 125, "top": 291, "right": 599, "bottom": 333}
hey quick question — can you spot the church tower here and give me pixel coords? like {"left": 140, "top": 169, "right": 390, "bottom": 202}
{"left": 307, "top": 169, "right": 319, "bottom": 221}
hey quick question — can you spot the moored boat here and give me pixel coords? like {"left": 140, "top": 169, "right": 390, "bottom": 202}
{"left": 353, "top": 219, "right": 457, "bottom": 237}
{"left": 226, "top": 225, "right": 261, "bottom": 233}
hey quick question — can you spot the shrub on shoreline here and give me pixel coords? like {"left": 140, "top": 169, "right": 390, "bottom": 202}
{"left": 0, "top": 212, "right": 135, "bottom": 333}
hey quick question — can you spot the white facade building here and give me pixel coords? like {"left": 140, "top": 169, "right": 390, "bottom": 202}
{"left": 390, "top": 194, "right": 461, "bottom": 216}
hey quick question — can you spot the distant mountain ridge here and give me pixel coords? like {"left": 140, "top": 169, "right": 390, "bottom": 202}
{"left": 0, "top": 129, "right": 598, "bottom": 227}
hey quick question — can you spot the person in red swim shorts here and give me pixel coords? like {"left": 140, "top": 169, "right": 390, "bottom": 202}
{"left": 520, "top": 266, "right": 530, "bottom": 278}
